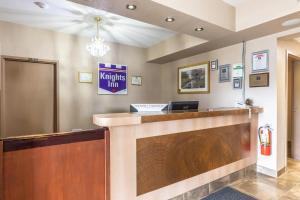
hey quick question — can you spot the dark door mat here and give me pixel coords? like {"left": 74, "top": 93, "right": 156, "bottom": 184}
{"left": 202, "top": 187, "right": 257, "bottom": 200}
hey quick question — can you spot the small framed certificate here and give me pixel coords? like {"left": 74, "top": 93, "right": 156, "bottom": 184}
{"left": 232, "top": 64, "right": 243, "bottom": 78}
{"left": 219, "top": 64, "right": 231, "bottom": 82}
{"left": 252, "top": 50, "right": 269, "bottom": 72}
{"left": 78, "top": 72, "right": 93, "bottom": 83}
{"left": 210, "top": 59, "right": 218, "bottom": 71}
{"left": 233, "top": 77, "right": 242, "bottom": 89}
{"left": 131, "top": 76, "right": 142, "bottom": 86}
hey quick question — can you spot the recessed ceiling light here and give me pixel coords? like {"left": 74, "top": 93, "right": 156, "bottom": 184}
{"left": 165, "top": 17, "right": 175, "bottom": 22}
{"left": 282, "top": 18, "right": 300, "bottom": 27}
{"left": 34, "top": 1, "right": 49, "bottom": 9}
{"left": 195, "top": 27, "right": 204, "bottom": 31}
{"left": 126, "top": 4, "right": 137, "bottom": 10}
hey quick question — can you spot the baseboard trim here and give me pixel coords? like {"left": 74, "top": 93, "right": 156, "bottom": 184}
{"left": 277, "top": 167, "right": 286, "bottom": 177}
{"left": 292, "top": 155, "right": 300, "bottom": 161}
{"left": 256, "top": 165, "right": 286, "bottom": 177}
{"left": 257, "top": 165, "right": 276, "bottom": 177}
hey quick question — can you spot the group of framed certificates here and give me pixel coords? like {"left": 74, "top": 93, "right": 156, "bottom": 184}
{"left": 250, "top": 50, "right": 269, "bottom": 87}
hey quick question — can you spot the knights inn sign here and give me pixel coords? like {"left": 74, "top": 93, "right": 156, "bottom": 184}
{"left": 98, "top": 63, "right": 128, "bottom": 95}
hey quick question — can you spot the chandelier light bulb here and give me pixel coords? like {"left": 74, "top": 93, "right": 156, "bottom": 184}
{"left": 86, "top": 36, "right": 110, "bottom": 57}
{"left": 86, "top": 16, "right": 110, "bottom": 57}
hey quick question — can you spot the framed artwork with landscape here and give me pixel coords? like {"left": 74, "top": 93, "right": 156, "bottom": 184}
{"left": 178, "top": 62, "right": 210, "bottom": 94}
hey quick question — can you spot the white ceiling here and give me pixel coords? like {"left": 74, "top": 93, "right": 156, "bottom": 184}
{"left": 0, "top": 0, "right": 176, "bottom": 48}
{"left": 222, "top": 0, "right": 248, "bottom": 7}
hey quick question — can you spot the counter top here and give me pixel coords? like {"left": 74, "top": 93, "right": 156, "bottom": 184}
{"left": 0, "top": 128, "right": 108, "bottom": 142}
{"left": 93, "top": 107, "right": 263, "bottom": 127}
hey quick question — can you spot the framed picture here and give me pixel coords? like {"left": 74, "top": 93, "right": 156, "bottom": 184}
{"left": 98, "top": 63, "right": 128, "bottom": 95}
{"left": 178, "top": 62, "right": 210, "bottom": 94}
{"left": 131, "top": 76, "right": 142, "bottom": 86}
{"left": 249, "top": 73, "right": 269, "bottom": 87}
{"left": 233, "top": 77, "right": 243, "bottom": 89}
{"left": 78, "top": 72, "right": 93, "bottom": 83}
{"left": 219, "top": 64, "right": 231, "bottom": 82}
{"left": 232, "top": 64, "right": 243, "bottom": 78}
{"left": 210, "top": 59, "right": 218, "bottom": 70}
{"left": 252, "top": 50, "right": 269, "bottom": 72}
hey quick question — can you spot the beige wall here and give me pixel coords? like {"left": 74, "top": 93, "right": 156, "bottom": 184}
{"left": 278, "top": 38, "right": 300, "bottom": 144}
{"left": 160, "top": 35, "right": 279, "bottom": 172}
{"left": 236, "top": 0, "right": 300, "bottom": 31}
{"left": 151, "top": 0, "right": 235, "bottom": 31}
{"left": 158, "top": 27, "right": 300, "bottom": 174}
{"left": 147, "top": 34, "right": 207, "bottom": 62}
{"left": 277, "top": 37, "right": 300, "bottom": 170}
{"left": 2, "top": 18, "right": 300, "bottom": 175}
{"left": 246, "top": 36, "right": 278, "bottom": 173}
{"left": 0, "top": 21, "right": 163, "bottom": 132}
{"left": 160, "top": 43, "right": 244, "bottom": 108}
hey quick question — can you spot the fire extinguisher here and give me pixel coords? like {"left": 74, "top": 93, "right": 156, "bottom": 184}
{"left": 258, "top": 125, "right": 272, "bottom": 156}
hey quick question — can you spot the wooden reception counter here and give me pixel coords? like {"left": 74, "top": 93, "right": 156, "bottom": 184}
{"left": 0, "top": 129, "right": 110, "bottom": 200}
{"left": 93, "top": 107, "right": 262, "bottom": 200}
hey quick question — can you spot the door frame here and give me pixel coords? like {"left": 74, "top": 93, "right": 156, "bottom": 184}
{"left": 286, "top": 52, "right": 300, "bottom": 162}
{"left": 0, "top": 56, "right": 59, "bottom": 137}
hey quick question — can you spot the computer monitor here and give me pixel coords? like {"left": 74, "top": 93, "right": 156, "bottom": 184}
{"left": 169, "top": 101, "right": 199, "bottom": 111}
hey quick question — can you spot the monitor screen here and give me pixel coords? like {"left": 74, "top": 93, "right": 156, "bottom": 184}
{"left": 169, "top": 101, "right": 199, "bottom": 111}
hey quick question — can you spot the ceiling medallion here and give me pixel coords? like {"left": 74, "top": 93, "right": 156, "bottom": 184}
{"left": 86, "top": 17, "right": 110, "bottom": 57}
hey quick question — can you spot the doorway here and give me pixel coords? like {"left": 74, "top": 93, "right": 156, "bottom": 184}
{"left": 287, "top": 54, "right": 300, "bottom": 160}
{"left": 0, "top": 56, "right": 58, "bottom": 137}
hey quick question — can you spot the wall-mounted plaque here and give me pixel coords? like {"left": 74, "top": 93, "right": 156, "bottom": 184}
{"left": 249, "top": 73, "right": 269, "bottom": 87}
{"left": 219, "top": 64, "right": 231, "bottom": 82}
{"left": 210, "top": 59, "right": 218, "bottom": 71}
{"left": 232, "top": 64, "right": 243, "bottom": 78}
{"left": 252, "top": 50, "right": 269, "bottom": 72}
{"left": 233, "top": 77, "right": 243, "bottom": 89}
{"left": 78, "top": 72, "right": 93, "bottom": 83}
{"left": 131, "top": 76, "right": 142, "bottom": 86}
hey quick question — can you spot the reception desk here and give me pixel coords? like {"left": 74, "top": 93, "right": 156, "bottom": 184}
{"left": 0, "top": 129, "right": 110, "bottom": 200}
{"left": 93, "top": 107, "right": 262, "bottom": 200}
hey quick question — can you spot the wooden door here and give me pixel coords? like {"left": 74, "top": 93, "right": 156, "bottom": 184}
{"left": 293, "top": 61, "right": 300, "bottom": 159}
{"left": 1, "top": 57, "right": 58, "bottom": 137}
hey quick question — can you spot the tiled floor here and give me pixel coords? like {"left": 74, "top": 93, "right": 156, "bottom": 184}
{"left": 231, "top": 159, "right": 300, "bottom": 200}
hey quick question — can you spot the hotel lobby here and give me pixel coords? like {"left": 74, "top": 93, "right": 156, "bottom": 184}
{"left": 1, "top": 0, "right": 300, "bottom": 200}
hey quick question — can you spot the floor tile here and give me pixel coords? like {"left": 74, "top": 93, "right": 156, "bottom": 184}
{"left": 230, "top": 159, "right": 300, "bottom": 200}
{"left": 232, "top": 178, "right": 285, "bottom": 200}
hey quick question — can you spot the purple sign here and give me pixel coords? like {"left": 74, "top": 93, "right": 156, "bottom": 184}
{"left": 98, "top": 63, "right": 127, "bottom": 95}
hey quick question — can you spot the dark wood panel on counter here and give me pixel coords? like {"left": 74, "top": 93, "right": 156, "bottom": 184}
{"left": 137, "top": 123, "right": 251, "bottom": 195}
{"left": 1, "top": 129, "right": 110, "bottom": 200}
{"left": 141, "top": 107, "right": 263, "bottom": 123}
{"left": 3, "top": 129, "right": 105, "bottom": 152}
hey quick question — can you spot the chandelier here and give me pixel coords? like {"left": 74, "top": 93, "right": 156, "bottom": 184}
{"left": 86, "top": 17, "right": 110, "bottom": 57}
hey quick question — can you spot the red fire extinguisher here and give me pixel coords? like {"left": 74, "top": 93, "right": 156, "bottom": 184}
{"left": 258, "top": 125, "right": 272, "bottom": 156}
